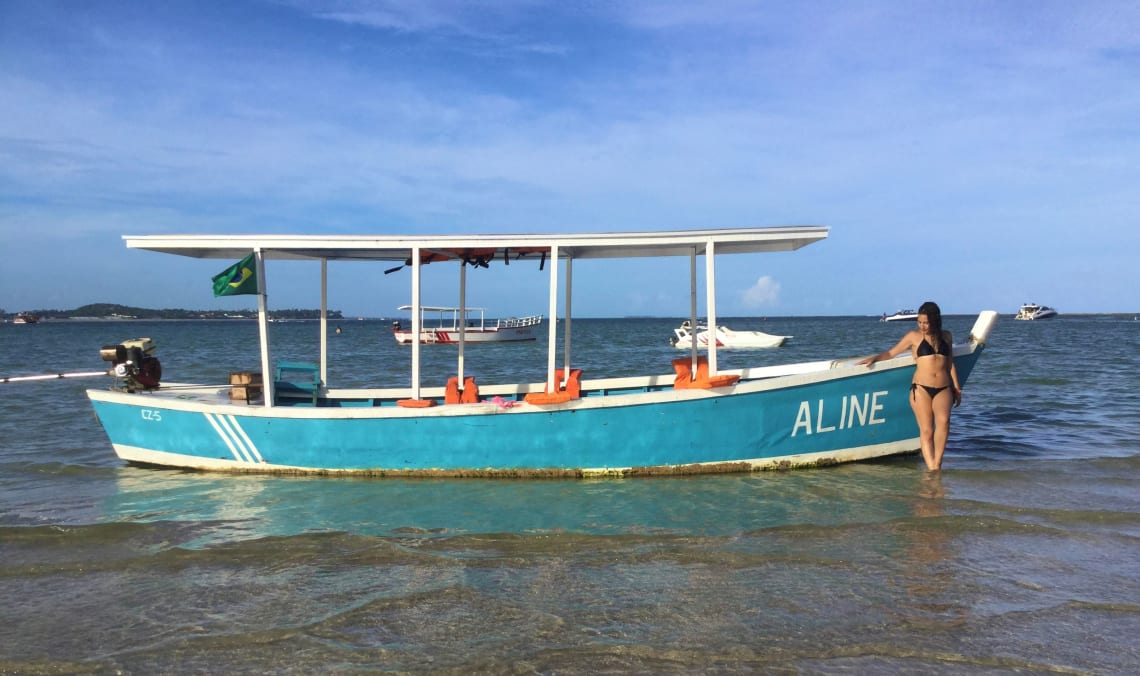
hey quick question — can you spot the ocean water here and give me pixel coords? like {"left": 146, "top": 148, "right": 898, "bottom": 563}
{"left": 1, "top": 315, "right": 1138, "bottom": 673}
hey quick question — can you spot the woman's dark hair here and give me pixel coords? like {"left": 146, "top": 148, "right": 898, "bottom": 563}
{"left": 918, "top": 301, "right": 944, "bottom": 349}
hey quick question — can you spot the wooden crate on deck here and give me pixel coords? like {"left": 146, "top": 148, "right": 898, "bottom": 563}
{"left": 229, "top": 372, "right": 263, "bottom": 401}
{"left": 230, "top": 371, "right": 262, "bottom": 385}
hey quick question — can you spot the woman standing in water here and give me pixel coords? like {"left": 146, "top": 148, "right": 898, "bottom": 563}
{"left": 858, "top": 301, "right": 962, "bottom": 470}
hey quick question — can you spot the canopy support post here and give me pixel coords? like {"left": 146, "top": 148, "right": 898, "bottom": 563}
{"left": 546, "top": 244, "right": 560, "bottom": 391}
{"left": 458, "top": 260, "right": 467, "bottom": 384}
{"left": 411, "top": 247, "right": 421, "bottom": 400}
{"left": 705, "top": 239, "right": 718, "bottom": 375}
{"left": 320, "top": 258, "right": 328, "bottom": 386}
{"left": 689, "top": 248, "right": 699, "bottom": 370}
{"left": 562, "top": 257, "right": 572, "bottom": 388}
{"left": 255, "top": 248, "right": 273, "bottom": 408}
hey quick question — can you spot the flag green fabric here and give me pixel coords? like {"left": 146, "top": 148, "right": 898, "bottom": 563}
{"left": 212, "top": 253, "right": 259, "bottom": 296}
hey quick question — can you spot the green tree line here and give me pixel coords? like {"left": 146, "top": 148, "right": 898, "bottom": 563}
{"left": 4, "top": 304, "right": 343, "bottom": 320}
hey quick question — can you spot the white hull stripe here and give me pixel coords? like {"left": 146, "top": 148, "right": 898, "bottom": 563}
{"left": 204, "top": 413, "right": 245, "bottom": 462}
{"left": 225, "top": 414, "right": 264, "bottom": 462}
{"left": 204, "top": 413, "right": 264, "bottom": 464}
{"left": 216, "top": 413, "right": 264, "bottom": 463}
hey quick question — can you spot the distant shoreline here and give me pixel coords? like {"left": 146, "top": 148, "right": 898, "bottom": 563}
{"left": 4, "top": 312, "right": 1137, "bottom": 323}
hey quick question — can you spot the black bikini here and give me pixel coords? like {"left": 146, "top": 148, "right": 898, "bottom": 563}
{"left": 911, "top": 383, "right": 949, "bottom": 400}
{"left": 915, "top": 338, "right": 950, "bottom": 358}
{"left": 912, "top": 337, "right": 951, "bottom": 399}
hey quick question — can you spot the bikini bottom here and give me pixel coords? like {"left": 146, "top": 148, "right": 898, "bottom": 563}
{"left": 911, "top": 383, "right": 949, "bottom": 401}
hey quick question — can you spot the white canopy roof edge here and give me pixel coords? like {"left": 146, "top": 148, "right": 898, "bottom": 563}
{"left": 123, "top": 226, "right": 828, "bottom": 261}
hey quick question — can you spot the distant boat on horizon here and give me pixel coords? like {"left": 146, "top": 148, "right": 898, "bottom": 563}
{"left": 1014, "top": 303, "right": 1058, "bottom": 321}
{"left": 670, "top": 320, "right": 789, "bottom": 349}
{"left": 12, "top": 312, "right": 40, "bottom": 324}
{"left": 392, "top": 305, "right": 542, "bottom": 344}
{"left": 880, "top": 309, "right": 918, "bottom": 322}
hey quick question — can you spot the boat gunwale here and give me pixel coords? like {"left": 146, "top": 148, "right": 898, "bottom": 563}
{"left": 86, "top": 346, "right": 950, "bottom": 419}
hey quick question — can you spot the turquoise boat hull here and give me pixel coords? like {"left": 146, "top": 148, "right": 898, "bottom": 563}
{"left": 88, "top": 350, "right": 982, "bottom": 477}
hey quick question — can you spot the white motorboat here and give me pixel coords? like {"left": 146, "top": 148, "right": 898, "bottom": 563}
{"left": 671, "top": 320, "right": 789, "bottom": 349}
{"left": 1014, "top": 303, "right": 1057, "bottom": 320}
{"left": 880, "top": 310, "right": 918, "bottom": 322}
{"left": 393, "top": 305, "right": 541, "bottom": 344}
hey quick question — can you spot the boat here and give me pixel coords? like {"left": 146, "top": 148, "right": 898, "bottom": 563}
{"left": 392, "top": 305, "right": 541, "bottom": 344}
{"left": 671, "top": 320, "right": 789, "bottom": 349}
{"left": 1014, "top": 303, "right": 1058, "bottom": 320}
{"left": 12, "top": 312, "right": 40, "bottom": 324}
{"left": 881, "top": 310, "right": 918, "bottom": 322}
{"left": 85, "top": 226, "right": 999, "bottom": 477}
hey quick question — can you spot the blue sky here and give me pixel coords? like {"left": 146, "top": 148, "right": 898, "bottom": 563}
{"left": 2, "top": 0, "right": 1138, "bottom": 318}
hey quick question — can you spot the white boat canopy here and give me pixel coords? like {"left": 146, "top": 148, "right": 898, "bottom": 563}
{"left": 123, "top": 226, "right": 828, "bottom": 404}
{"left": 123, "top": 227, "right": 828, "bottom": 262}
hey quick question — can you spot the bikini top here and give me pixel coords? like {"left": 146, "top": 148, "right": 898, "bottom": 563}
{"left": 916, "top": 337, "right": 951, "bottom": 358}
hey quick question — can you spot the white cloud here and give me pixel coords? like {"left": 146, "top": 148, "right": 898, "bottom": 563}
{"left": 741, "top": 276, "right": 780, "bottom": 308}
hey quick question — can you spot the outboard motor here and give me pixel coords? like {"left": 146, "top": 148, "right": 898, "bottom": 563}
{"left": 100, "top": 338, "right": 162, "bottom": 391}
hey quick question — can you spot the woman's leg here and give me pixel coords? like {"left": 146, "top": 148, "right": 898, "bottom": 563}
{"left": 930, "top": 388, "right": 954, "bottom": 470}
{"left": 910, "top": 388, "right": 937, "bottom": 470}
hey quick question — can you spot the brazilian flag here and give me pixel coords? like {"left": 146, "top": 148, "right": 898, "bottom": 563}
{"left": 212, "top": 252, "right": 259, "bottom": 296}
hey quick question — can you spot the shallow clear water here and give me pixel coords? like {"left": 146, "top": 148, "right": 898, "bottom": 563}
{"left": 1, "top": 316, "right": 1138, "bottom": 673}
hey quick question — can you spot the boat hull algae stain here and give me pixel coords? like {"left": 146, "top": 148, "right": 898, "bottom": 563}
{"left": 122, "top": 458, "right": 842, "bottom": 478}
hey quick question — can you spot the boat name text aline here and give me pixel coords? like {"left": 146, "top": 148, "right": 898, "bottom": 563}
{"left": 791, "top": 390, "right": 888, "bottom": 436}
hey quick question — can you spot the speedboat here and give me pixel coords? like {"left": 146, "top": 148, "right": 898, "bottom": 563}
{"left": 392, "top": 306, "right": 541, "bottom": 344}
{"left": 1014, "top": 303, "right": 1058, "bottom": 320}
{"left": 671, "top": 320, "right": 789, "bottom": 349}
{"left": 85, "top": 226, "right": 999, "bottom": 477}
{"left": 881, "top": 310, "right": 918, "bottom": 322}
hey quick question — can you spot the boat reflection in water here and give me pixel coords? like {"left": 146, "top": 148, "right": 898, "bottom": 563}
{"left": 104, "top": 462, "right": 943, "bottom": 543}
